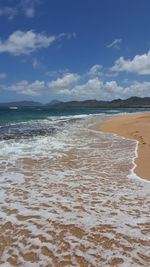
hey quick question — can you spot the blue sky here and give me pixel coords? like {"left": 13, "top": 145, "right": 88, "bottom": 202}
{"left": 0, "top": 0, "right": 150, "bottom": 103}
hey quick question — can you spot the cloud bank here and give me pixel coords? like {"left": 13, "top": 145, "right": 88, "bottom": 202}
{"left": 46, "top": 65, "right": 150, "bottom": 100}
{"left": 111, "top": 50, "right": 150, "bottom": 75}
{"left": 3, "top": 80, "right": 45, "bottom": 96}
{"left": 1, "top": 65, "right": 149, "bottom": 100}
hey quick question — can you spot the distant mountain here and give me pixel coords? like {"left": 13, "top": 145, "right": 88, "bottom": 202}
{"left": 48, "top": 100, "right": 106, "bottom": 108}
{"left": 0, "top": 100, "right": 61, "bottom": 108}
{"left": 0, "top": 97, "right": 150, "bottom": 108}
{"left": 46, "top": 100, "right": 61, "bottom": 106}
{"left": 109, "top": 97, "right": 150, "bottom": 108}
{"left": 49, "top": 97, "right": 150, "bottom": 108}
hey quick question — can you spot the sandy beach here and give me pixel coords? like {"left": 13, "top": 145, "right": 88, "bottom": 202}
{"left": 100, "top": 112, "right": 150, "bottom": 181}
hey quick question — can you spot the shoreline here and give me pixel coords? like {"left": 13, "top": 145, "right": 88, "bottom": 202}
{"left": 100, "top": 112, "right": 150, "bottom": 181}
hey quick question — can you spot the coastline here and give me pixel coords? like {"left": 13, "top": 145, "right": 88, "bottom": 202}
{"left": 100, "top": 112, "right": 150, "bottom": 181}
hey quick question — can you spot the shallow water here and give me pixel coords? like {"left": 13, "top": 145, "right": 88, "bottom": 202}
{"left": 0, "top": 114, "right": 150, "bottom": 267}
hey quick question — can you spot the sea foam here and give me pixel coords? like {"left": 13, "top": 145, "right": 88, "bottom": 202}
{"left": 0, "top": 114, "right": 150, "bottom": 266}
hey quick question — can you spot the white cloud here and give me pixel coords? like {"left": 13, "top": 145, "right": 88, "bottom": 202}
{"left": 88, "top": 64, "right": 103, "bottom": 77}
{"left": 46, "top": 66, "right": 123, "bottom": 100}
{"left": 71, "top": 78, "right": 104, "bottom": 100}
{"left": 0, "top": 30, "right": 68, "bottom": 55}
{"left": 1, "top": 65, "right": 150, "bottom": 100}
{"left": 0, "top": 72, "right": 7, "bottom": 79}
{"left": 66, "top": 79, "right": 124, "bottom": 100}
{"left": 111, "top": 50, "right": 150, "bottom": 75}
{"left": 46, "top": 65, "right": 150, "bottom": 100}
{"left": 88, "top": 64, "right": 118, "bottom": 79}
{"left": 5, "top": 80, "right": 45, "bottom": 96}
{"left": 48, "top": 73, "right": 80, "bottom": 90}
{"left": 124, "top": 81, "right": 150, "bottom": 98}
{"left": 107, "top": 38, "right": 122, "bottom": 50}
{"left": 51, "top": 78, "right": 150, "bottom": 101}
{"left": 2, "top": 77, "right": 150, "bottom": 100}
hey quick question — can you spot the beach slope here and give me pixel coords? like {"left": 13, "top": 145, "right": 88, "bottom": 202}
{"left": 100, "top": 112, "right": 150, "bottom": 181}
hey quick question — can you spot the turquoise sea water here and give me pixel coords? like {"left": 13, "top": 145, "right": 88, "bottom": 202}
{"left": 0, "top": 107, "right": 150, "bottom": 266}
{"left": 0, "top": 107, "right": 149, "bottom": 125}
{"left": 0, "top": 107, "right": 149, "bottom": 140}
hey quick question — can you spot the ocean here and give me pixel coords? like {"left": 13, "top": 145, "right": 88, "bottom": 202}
{"left": 0, "top": 107, "right": 150, "bottom": 267}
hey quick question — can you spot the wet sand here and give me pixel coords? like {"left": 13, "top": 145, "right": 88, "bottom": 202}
{"left": 100, "top": 112, "right": 150, "bottom": 181}
{"left": 0, "top": 115, "right": 150, "bottom": 266}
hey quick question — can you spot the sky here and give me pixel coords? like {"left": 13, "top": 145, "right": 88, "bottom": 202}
{"left": 0, "top": 0, "right": 150, "bottom": 103}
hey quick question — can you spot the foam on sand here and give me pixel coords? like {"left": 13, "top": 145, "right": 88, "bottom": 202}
{"left": 0, "top": 114, "right": 150, "bottom": 266}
